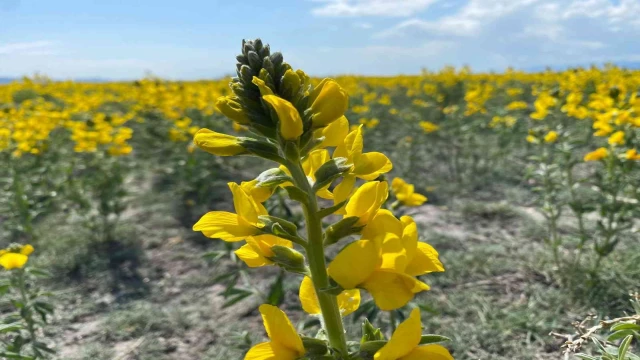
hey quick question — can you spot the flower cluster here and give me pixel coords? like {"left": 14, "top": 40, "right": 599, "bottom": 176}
{"left": 191, "top": 39, "right": 451, "bottom": 360}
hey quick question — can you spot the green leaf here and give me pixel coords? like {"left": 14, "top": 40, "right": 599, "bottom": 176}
{"left": 611, "top": 323, "right": 640, "bottom": 332}
{"left": 0, "top": 352, "right": 33, "bottom": 360}
{"left": 301, "top": 336, "right": 329, "bottom": 356}
{"left": 359, "top": 340, "right": 387, "bottom": 354}
{"left": 285, "top": 186, "right": 309, "bottom": 205}
{"left": 575, "top": 354, "right": 599, "bottom": 360}
{"left": 608, "top": 330, "right": 638, "bottom": 342}
{"left": 0, "top": 323, "right": 22, "bottom": 333}
{"left": 266, "top": 273, "right": 285, "bottom": 306}
{"left": 419, "top": 334, "right": 452, "bottom": 344}
{"left": 618, "top": 335, "right": 633, "bottom": 360}
{"left": 222, "top": 289, "right": 254, "bottom": 308}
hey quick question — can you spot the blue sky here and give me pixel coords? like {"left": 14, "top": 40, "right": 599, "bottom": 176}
{"left": 1, "top": 0, "right": 639, "bottom": 79}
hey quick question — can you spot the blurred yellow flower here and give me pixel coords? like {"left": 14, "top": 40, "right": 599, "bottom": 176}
{"left": 584, "top": 147, "right": 608, "bottom": 162}
{"left": 244, "top": 305, "right": 305, "bottom": 360}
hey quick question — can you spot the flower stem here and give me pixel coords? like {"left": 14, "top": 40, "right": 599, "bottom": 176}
{"left": 286, "top": 160, "right": 350, "bottom": 358}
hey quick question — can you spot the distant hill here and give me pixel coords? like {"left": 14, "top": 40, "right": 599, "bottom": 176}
{"left": 0, "top": 77, "right": 15, "bottom": 84}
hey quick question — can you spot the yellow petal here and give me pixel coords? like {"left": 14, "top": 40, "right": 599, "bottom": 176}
{"left": 405, "top": 242, "right": 445, "bottom": 276}
{"left": 362, "top": 209, "right": 403, "bottom": 240}
{"left": 400, "top": 216, "right": 418, "bottom": 262}
{"left": 192, "top": 211, "right": 258, "bottom": 241}
{"left": 0, "top": 252, "right": 29, "bottom": 270}
{"left": 328, "top": 240, "right": 378, "bottom": 289}
{"left": 259, "top": 304, "right": 305, "bottom": 356}
{"left": 374, "top": 308, "right": 422, "bottom": 360}
{"left": 309, "top": 79, "right": 349, "bottom": 127}
{"left": 401, "top": 345, "right": 454, "bottom": 360}
{"left": 193, "top": 128, "right": 245, "bottom": 156}
{"left": 244, "top": 341, "right": 299, "bottom": 360}
{"left": 216, "top": 96, "right": 250, "bottom": 124}
{"left": 332, "top": 174, "right": 356, "bottom": 214}
{"left": 363, "top": 271, "right": 429, "bottom": 310}
{"left": 317, "top": 116, "right": 349, "bottom": 148}
{"left": 353, "top": 152, "right": 393, "bottom": 181}
{"left": 404, "top": 193, "right": 427, "bottom": 207}
{"left": 252, "top": 76, "right": 275, "bottom": 96}
{"left": 241, "top": 180, "right": 274, "bottom": 203}
{"left": 230, "top": 182, "right": 267, "bottom": 224}
{"left": 262, "top": 95, "right": 303, "bottom": 140}
{"left": 302, "top": 149, "right": 331, "bottom": 182}
{"left": 376, "top": 232, "right": 408, "bottom": 271}
{"left": 0, "top": 253, "right": 28, "bottom": 270}
{"left": 345, "top": 181, "right": 389, "bottom": 226}
{"left": 299, "top": 276, "right": 322, "bottom": 315}
{"left": 300, "top": 276, "right": 362, "bottom": 317}
{"left": 334, "top": 126, "right": 363, "bottom": 161}
{"left": 235, "top": 243, "right": 272, "bottom": 268}
{"left": 20, "top": 244, "right": 34, "bottom": 256}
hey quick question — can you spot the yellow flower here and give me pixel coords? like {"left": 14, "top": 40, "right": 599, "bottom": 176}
{"left": 419, "top": 121, "right": 439, "bottom": 133}
{"left": 374, "top": 308, "right": 453, "bottom": 360}
{"left": 526, "top": 135, "right": 539, "bottom": 144}
{"left": 235, "top": 235, "right": 293, "bottom": 268}
{"left": 391, "top": 178, "right": 427, "bottom": 207}
{"left": 193, "top": 128, "right": 246, "bottom": 156}
{"left": 20, "top": 244, "right": 34, "bottom": 256}
{"left": 506, "top": 101, "right": 528, "bottom": 111}
{"left": 308, "top": 79, "right": 349, "bottom": 127}
{"left": 544, "top": 131, "right": 558, "bottom": 143}
{"left": 252, "top": 76, "right": 275, "bottom": 96}
{"left": 344, "top": 181, "right": 389, "bottom": 226}
{"left": 193, "top": 182, "right": 267, "bottom": 241}
{"left": 244, "top": 305, "right": 306, "bottom": 360}
{"left": 216, "top": 96, "right": 251, "bottom": 124}
{"left": 302, "top": 149, "right": 337, "bottom": 199}
{"left": 334, "top": 126, "right": 392, "bottom": 181}
{"left": 240, "top": 179, "right": 274, "bottom": 203}
{"left": 584, "top": 147, "right": 608, "bottom": 162}
{"left": 608, "top": 130, "right": 625, "bottom": 146}
{"left": 328, "top": 211, "right": 443, "bottom": 310}
{"left": 0, "top": 253, "right": 28, "bottom": 270}
{"left": 262, "top": 95, "right": 303, "bottom": 140}
{"left": 315, "top": 116, "right": 349, "bottom": 148}
{"left": 299, "top": 276, "right": 361, "bottom": 316}
{"left": 625, "top": 149, "right": 640, "bottom": 160}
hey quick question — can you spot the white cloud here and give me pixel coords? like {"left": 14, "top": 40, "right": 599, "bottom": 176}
{"left": 372, "top": 0, "right": 640, "bottom": 70}
{"left": 0, "top": 41, "right": 56, "bottom": 55}
{"left": 354, "top": 22, "right": 373, "bottom": 29}
{"left": 311, "top": 0, "right": 438, "bottom": 17}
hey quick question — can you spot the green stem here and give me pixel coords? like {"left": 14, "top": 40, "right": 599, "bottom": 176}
{"left": 18, "top": 270, "right": 38, "bottom": 356}
{"left": 286, "top": 161, "right": 350, "bottom": 358}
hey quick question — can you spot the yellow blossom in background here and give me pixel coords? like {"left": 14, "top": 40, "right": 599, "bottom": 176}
{"left": 506, "top": 101, "right": 528, "bottom": 111}
{"left": 391, "top": 177, "right": 427, "bottom": 207}
{"left": 544, "top": 131, "right": 558, "bottom": 143}
{"left": 0, "top": 244, "right": 33, "bottom": 270}
{"left": 608, "top": 131, "right": 625, "bottom": 146}
{"left": 244, "top": 305, "right": 306, "bottom": 360}
{"left": 584, "top": 147, "right": 609, "bottom": 161}
{"left": 419, "top": 121, "right": 440, "bottom": 133}
{"left": 625, "top": 149, "right": 640, "bottom": 160}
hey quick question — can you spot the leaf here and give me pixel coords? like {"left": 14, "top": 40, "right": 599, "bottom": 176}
{"left": 611, "top": 323, "right": 640, "bottom": 332}
{"left": 266, "top": 273, "right": 285, "bottom": 306}
{"left": 324, "top": 217, "right": 362, "bottom": 245}
{"left": 618, "top": 335, "right": 632, "bottom": 360}
{"left": 608, "top": 330, "right": 638, "bottom": 342}
{"left": 575, "top": 354, "right": 599, "bottom": 360}
{"left": 222, "top": 289, "right": 254, "bottom": 308}
{"left": 0, "top": 352, "right": 33, "bottom": 360}
{"left": 285, "top": 186, "right": 309, "bottom": 205}
{"left": 419, "top": 334, "right": 452, "bottom": 344}
{"left": 0, "top": 323, "right": 22, "bottom": 333}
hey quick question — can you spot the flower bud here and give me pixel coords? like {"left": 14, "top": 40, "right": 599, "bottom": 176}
{"left": 270, "top": 245, "right": 307, "bottom": 273}
{"left": 282, "top": 69, "right": 301, "bottom": 99}
{"left": 193, "top": 129, "right": 246, "bottom": 156}
{"left": 215, "top": 96, "right": 250, "bottom": 124}
{"left": 262, "top": 95, "right": 303, "bottom": 140}
{"left": 308, "top": 79, "right": 349, "bottom": 127}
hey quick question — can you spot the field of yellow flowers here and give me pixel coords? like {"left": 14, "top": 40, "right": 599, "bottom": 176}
{"left": 1, "top": 39, "right": 639, "bottom": 360}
